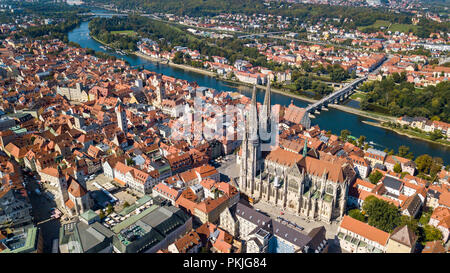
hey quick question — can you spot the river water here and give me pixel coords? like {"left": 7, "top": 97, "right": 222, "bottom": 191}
{"left": 67, "top": 11, "right": 450, "bottom": 164}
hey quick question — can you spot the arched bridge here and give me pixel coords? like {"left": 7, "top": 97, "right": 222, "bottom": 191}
{"left": 305, "top": 77, "right": 367, "bottom": 114}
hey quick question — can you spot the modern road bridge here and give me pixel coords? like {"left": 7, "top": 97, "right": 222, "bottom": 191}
{"left": 79, "top": 12, "right": 128, "bottom": 17}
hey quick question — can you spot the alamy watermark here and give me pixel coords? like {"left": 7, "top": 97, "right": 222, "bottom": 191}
{"left": 169, "top": 97, "right": 279, "bottom": 151}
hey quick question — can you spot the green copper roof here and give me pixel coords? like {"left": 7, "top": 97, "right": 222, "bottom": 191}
{"left": 1, "top": 226, "right": 38, "bottom": 253}
{"left": 80, "top": 209, "right": 99, "bottom": 222}
{"left": 112, "top": 205, "right": 158, "bottom": 234}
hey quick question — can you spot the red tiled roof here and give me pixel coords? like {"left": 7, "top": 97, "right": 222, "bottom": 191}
{"left": 340, "top": 215, "right": 390, "bottom": 246}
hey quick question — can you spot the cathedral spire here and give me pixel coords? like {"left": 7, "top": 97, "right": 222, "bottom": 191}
{"left": 251, "top": 84, "right": 257, "bottom": 106}
{"left": 263, "top": 80, "right": 271, "bottom": 115}
{"left": 302, "top": 138, "right": 308, "bottom": 157}
{"left": 260, "top": 80, "right": 271, "bottom": 140}
{"left": 248, "top": 85, "right": 259, "bottom": 142}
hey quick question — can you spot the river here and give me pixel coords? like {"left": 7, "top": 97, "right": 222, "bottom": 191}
{"left": 67, "top": 10, "right": 450, "bottom": 164}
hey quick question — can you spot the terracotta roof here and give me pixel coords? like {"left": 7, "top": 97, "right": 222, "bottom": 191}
{"left": 173, "top": 230, "right": 201, "bottom": 253}
{"left": 431, "top": 207, "right": 450, "bottom": 228}
{"left": 354, "top": 178, "right": 376, "bottom": 190}
{"left": 200, "top": 179, "right": 216, "bottom": 190}
{"left": 266, "top": 147, "right": 304, "bottom": 167}
{"left": 212, "top": 228, "right": 233, "bottom": 253}
{"left": 153, "top": 182, "right": 180, "bottom": 200}
{"left": 298, "top": 156, "right": 348, "bottom": 183}
{"left": 422, "top": 241, "right": 446, "bottom": 253}
{"left": 175, "top": 188, "right": 198, "bottom": 214}
{"left": 195, "top": 165, "right": 218, "bottom": 179}
{"left": 389, "top": 225, "right": 417, "bottom": 248}
{"left": 283, "top": 103, "right": 307, "bottom": 124}
{"left": 216, "top": 182, "right": 238, "bottom": 197}
{"left": 68, "top": 179, "right": 88, "bottom": 198}
{"left": 130, "top": 168, "right": 150, "bottom": 184}
{"left": 195, "top": 195, "right": 229, "bottom": 214}
{"left": 340, "top": 215, "right": 390, "bottom": 246}
{"left": 65, "top": 199, "right": 75, "bottom": 210}
{"left": 179, "top": 169, "right": 197, "bottom": 183}
{"left": 40, "top": 167, "right": 61, "bottom": 178}
{"left": 438, "top": 191, "right": 450, "bottom": 208}
{"left": 114, "top": 161, "right": 132, "bottom": 174}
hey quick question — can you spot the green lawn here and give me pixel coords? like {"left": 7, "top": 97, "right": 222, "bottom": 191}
{"left": 358, "top": 20, "right": 390, "bottom": 31}
{"left": 350, "top": 92, "right": 367, "bottom": 101}
{"left": 389, "top": 23, "right": 419, "bottom": 34}
{"left": 358, "top": 20, "right": 418, "bottom": 34}
{"left": 110, "top": 30, "right": 138, "bottom": 37}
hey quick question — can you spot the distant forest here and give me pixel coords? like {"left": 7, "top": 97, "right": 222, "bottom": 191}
{"left": 86, "top": 0, "right": 448, "bottom": 37}
{"left": 88, "top": 0, "right": 412, "bottom": 25}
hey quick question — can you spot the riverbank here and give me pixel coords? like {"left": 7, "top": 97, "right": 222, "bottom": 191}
{"left": 136, "top": 50, "right": 399, "bottom": 123}
{"left": 90, "top": 35, "right": 135, "bottom": 55}
{"left": 67, "top": 19, "right": 450, "bottom": 164}
{"left": 134, "top": 51, "right": 216, "bottom": 77}
{"left": 362, "top": 120, "right": 450, "bottom": 148}
{"left": 88, "top": 21, "right": 397, "bottom": 124}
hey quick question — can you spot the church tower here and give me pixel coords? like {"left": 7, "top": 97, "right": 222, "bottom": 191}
{"left": 260, "top": 80, "right": 271, "bottom": 140}
{"left": 240, "top": 85, "right": 262, "bottom": 196}
{"left": 240, "top": 120, "right": 249, "bottom": 191}
{"left": 115, "top": 103, "right": 127, "bottom": 132}
{"left": 155, "top": 81, "right": 165, "bottom": 107}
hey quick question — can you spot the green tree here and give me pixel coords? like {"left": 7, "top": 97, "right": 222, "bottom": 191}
{"left": 368, "top": 170, "right": 383, "bottom": 184}
{"left": 106, "top": 204, "right": 114, "bottom": 215}
{"left": 357, "top": 135, "right": 366, "bottom": 148}
{"left": 172, "top": 51, "right": 184, "bottom": 64}
{"left": 399, "top": 216, "right": 419, "bottom": 235}
{"left": 422, "top": 225, "right": 443, "bottom": 243}
{"left": 99, "top": 210, "right": 105, "bottom": 219}
{"left": 398, "top": 145, "right": 410, "bottom": 158}
{"left": 126, "top": 158, "right": 136, "bottom": 166}
{"left": 429, "top": 129, "right": 443, "bottom": 141}
{"left": 123, "top": 201, "right": 130, "bottom": 208}
{"left": 362, "top": 195, "right": 401, "bottom": 232}
{"left": 348, "top": 209, "right": 366, "bottom": 222}
{"left": 419, "top": 208, "right": 432, "bottom": 226}
{"left": 415, "top": 154, "right": 433, "bottom": 174}
{"left": 430, "top": 157, "right": 443, "bottom": 177}
{"left": 340, "top": 129, "right": 351, "bottom": 142}
{"left": 393, "top": 163, "right": 402, "bottom": 173}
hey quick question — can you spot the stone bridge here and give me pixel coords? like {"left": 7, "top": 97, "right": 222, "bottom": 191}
{"left": 305, "top": 77, "right": 367, "bottom": 114}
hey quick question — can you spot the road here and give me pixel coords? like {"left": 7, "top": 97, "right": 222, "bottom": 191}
{"left": 215, "top": 154, "right": 240, "bottom": 180}
{"left": 23, "top": 172, "right": 61, "bottom": 253}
